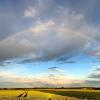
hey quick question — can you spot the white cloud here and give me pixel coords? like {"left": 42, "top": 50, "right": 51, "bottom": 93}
{"left": 0, "top": 71, "right": 85, "bottom": 87}
{"left": 24, "top": 7, "right": 36, "bottom": 18}
{"left": 30, "top": 20, "right": 55, "bottom": 33}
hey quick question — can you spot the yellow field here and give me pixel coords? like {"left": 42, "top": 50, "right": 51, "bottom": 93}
{"left": 0, "top": 90, "right": 54, "bottom": 97}
{"left": 0, "top": 89, "right": 78, "bottom": 100}
{"left": 0, "top": 90, "right": 24, "bottom": 97}
{"left": 0, "top": 89, "right": 99, "bottom": 100}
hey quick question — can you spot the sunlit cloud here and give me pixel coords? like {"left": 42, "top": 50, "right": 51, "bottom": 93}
{"left": 0, "top": 71, "right": 85, "bottom": 88}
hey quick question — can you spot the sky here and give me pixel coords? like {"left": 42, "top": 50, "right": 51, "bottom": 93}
{"left": 0, "top": 0, "right": 100, "bottom": 88}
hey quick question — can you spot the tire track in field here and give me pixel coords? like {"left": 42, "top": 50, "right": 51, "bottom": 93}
{"left": 23, "top": 91, "right": 28, "bottom": 97}
{"left": 17, "top": 91, "right": 28, "bottom": 97}
{"left": 17, "top": 91, "right": 26, "bottom": 97}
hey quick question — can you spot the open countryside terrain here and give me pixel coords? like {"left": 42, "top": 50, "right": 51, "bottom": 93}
{"left": 39, "top": 89, "right": 100, "bottom": 100}
{"left": 0, "top": 89, "right": 77, "bottom": 100}
{"left": 0, "top": 89, "right": 100, "bottom": 100}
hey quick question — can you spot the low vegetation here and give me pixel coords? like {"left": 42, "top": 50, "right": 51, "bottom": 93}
{"left": 39, "top": 89, "right": 100, "bottom": 100}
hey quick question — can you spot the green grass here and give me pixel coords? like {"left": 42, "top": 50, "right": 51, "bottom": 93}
{"left": 39, "top": 89, "right": 100, "bottom": 100}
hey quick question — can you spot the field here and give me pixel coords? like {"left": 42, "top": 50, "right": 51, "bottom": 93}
{"left": 0, "top": 89, "right": 77, "bottom": 100}
{"left": 39, "top": 89, "right": 100, "bottom": 100}
{"left": 0, "top": 89, "right": 100, "bottom": 100}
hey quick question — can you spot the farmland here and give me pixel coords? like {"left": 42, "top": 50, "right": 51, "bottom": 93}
{"left": 39, "top": 89, "right": 100, "bottom": 100}
{"left": 0, "top": 89, "right": 100, "bottom": 100}
{"left": 0, "top": 89, "right": 77, "bottom": 100}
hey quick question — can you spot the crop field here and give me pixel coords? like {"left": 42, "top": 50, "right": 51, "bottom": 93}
{"left": 0, "top": 89, "right": 77, "bottom": 100}
{"left": 0, "top": 89, "right": 100, "bottom": 100}
{"left": 39, "top": 89, "right": 100, "bottom": 100}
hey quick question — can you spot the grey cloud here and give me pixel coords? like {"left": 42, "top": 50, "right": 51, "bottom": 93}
{"left": 60, "top": 61, "right": 76, "bottom": 64}
{"left": 0, "top": 79, "right": 99, "bottom": 88}
{"left": 0, "top": 82, "right": 34, "bottom": 88}
{"left": 48, "top": 67, "right": 58, "bottom": 70}
{"left": 83, "top": 66, "right": 100, "bottom": 87}
{"left": 0, "top": 0, "right": 35, "bottom": 41}
{"left": 0, "top": 0, "right": 100, "bottom": 64}
{"left": 48, "top": 67, "right": 62, "bottom": 72}
{"left": 89, "top": 74, "right": 100, "bottom": 79}
{"left": 88, "top": 66, "right": 100, "bottom": 80}
{"left": 84, "top": 80, "right": 100, "bottom": 87}
{"left": 0, "top": 16, "right": 89, "bottom": 63}
{"left": 0, "top": 14, "right": 17, "bottom": 40}
{"left": 92, "top": 66, "right": 100, "bottom": 71}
